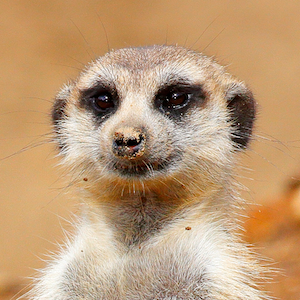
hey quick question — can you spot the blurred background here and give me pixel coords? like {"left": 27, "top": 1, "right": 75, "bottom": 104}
{"left": 0, "top": 1, "right": 300, "bottom": 299}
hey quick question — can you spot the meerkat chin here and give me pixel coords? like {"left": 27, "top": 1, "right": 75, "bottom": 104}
{"left": 27, "top": 45, "right": 270, "bottom": 300}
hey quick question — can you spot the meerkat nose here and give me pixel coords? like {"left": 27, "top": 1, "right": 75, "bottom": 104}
{"left": 112, "top": 127, "right": 146, "bottom": 160}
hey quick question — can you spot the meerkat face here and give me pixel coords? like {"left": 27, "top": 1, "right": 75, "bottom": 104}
{"left": 52, "top": 45, "right": 255, "bottom": 186}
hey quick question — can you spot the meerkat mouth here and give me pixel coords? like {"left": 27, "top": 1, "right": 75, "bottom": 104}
{"left": 109, "top": 152, "right": 182, "bottom": 179}
{"left": 111, "top": 159, "right": 165, "bottom": 178}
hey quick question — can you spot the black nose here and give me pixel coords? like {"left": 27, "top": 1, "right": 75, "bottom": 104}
{"left": 112, "top": 127, "right": 146, "bottom": 159}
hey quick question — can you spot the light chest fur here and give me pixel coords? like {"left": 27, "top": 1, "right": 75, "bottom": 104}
{"left": 28, "top": 45, "right": 268, "bottom": 299}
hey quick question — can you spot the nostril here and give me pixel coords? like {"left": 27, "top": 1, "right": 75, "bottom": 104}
{"left": 127, "top": 137, "right": 139, "bottom": 147}
{"left": 126, "top": 134, "right": 144, "bottom": 147}
{"left": 112, "top": 129, "right": 146, "bottom": 159}
{"left": 115, "top": 137, "right": 124, "bottom": 147}
{"left": 114, "top": 133, "right": 144, "bottom": 147}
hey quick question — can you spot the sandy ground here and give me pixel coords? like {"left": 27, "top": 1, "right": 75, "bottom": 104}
{"left": 0, "top": 1, "right": 300, "bottom": 299}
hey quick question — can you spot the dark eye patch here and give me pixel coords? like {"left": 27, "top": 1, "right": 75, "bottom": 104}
{"left": 80, "top": 83, "right": 119, "bottom": 120}
{"left": 155, "top": 84, "right": 205, "bottom": 118}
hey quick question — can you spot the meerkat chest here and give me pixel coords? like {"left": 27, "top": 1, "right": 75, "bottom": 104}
{"left": 58, "top": 220, "right": 229, "bottom": 300}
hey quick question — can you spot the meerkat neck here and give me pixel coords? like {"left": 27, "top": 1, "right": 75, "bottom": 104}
{"left": 107, "top": 193, "right": 179, "bottom": 246}
{"left": 85, "top": 181, "right": 232, "bottom": 248}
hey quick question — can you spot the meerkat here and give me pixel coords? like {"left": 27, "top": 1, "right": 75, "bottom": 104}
{"left": 27, "top": 45, "right": 269, "bottom": 299}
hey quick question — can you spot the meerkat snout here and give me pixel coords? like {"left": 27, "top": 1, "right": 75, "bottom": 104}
{"left": 112, "top": 127, "right": 146, "bottom": 160}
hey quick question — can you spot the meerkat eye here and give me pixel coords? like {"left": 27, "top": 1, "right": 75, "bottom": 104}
{"left": 80, "top": 86, "right": 118, "bottom": 119}
{"left": 155, "top": 85, "right": 200, "bottom": 115}
{"left": 92, "top": 92, "right": 114, "bottom": 112}
{"left": 163, "top": 91, "right": 190, "bottom": 109}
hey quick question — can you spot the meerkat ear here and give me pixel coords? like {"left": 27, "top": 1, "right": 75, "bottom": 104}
{"left": 52, "top": 82, "right": 74, "bottom": 127}
{"left": 226, "top": 83, "right": 256, "bottom": 150}
{"left": 51, "top": 83, "right": 74, "bottom": 150}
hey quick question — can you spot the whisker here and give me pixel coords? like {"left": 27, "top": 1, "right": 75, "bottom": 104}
{"left": 1, "top": 136, "right": 53, "bottom": 161}
{"left": 201, "top": 27, "right": 226, "bottom": 52}
{"left": 189, "top": 15, "right": 221, "bottom": 49}
{"left": 50, "top": 63, "right": 83, "bottom": 72}
{"left": 68, "top": 19, "right": 97, "bottom": 60}
{"left": 96, "top": 13, "right": 110, "bottom": 52}
{"left": 0, "top": 110, "right": 50, "bottom": 116}
{"left": 65, "top": 54, "right": 87, "bottom": 67}
{"left": 23, "top": 96, "right": 54, "bottom": 104}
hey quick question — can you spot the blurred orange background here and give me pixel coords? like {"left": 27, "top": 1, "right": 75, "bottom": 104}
{"left": 0, "top": 1, "right": 300, "bottom": 299}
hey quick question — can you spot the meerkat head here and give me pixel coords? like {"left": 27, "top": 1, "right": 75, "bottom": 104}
{"left": 52, "top": 45, "right": 255, "bottom": 194}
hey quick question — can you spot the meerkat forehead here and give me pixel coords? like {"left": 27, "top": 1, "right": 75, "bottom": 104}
{"left": 78, "top": 45, "right": 224, "bottom": 93}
